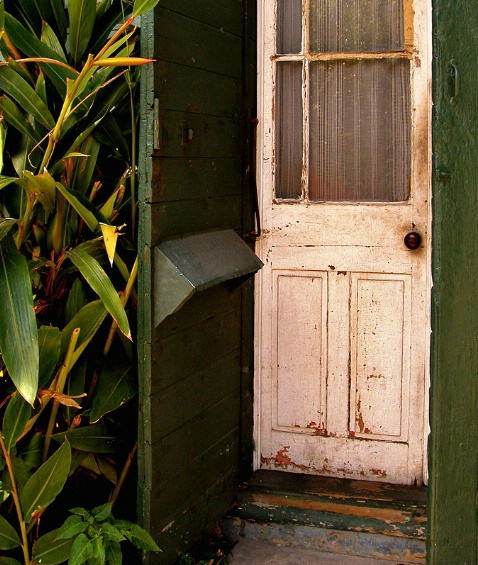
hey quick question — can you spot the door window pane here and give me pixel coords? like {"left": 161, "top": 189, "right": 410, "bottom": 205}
{"left": 309, "top": 0, "right": 404, "bottom": 53}
{"left": 309, "top": 59, "right": 410, "bottom": 202}
{"left": 276, "top": 62, "right": 303, "bottom": 199}
{"left": 277, "top": 0, "right": 302, "bottom": 54}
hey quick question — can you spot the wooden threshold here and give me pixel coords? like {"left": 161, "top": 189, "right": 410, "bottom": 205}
{"left": 232, "top": 470, "right": 427, "bottom": 540}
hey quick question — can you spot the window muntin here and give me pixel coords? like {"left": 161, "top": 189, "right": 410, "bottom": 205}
{"left": 275, "top": 0, "right": 411, "bottom": 202}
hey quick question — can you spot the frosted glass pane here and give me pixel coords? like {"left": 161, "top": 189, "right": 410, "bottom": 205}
{"left": 276, "top": 62, "right": 303, "bottom": 199}
{"left": 309, "top": 60, "right": 410, "bottom": 202}
{"left": 277, "top": 0, "right": 302, "bottom": 54}
{"left": 309, "top": 0, "right": 404, "bottom": 53}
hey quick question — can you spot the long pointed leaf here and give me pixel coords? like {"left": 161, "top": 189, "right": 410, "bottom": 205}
{"left": 0, "top": 218, "right": 17, "bottom": 240}
{"left": 0, "top": 234, "right": 38, "bottom": 405}
{"left": 5, "top": 14, "right": 77, "bottom": 97}
{"left": 2, "top": 392, "right": 32, "bottom": 451}
{"left": 133, "top": 0, "right": 160, "bottom": 17}
{"left": 61, "top": 299, "right": 107, "bottom": 368}
{"left": 20, "top": 440, "right": 71, "bottom": 523}
{"left": 38, "top": 325, "right": 61, "bottom": 388}
{"left": 0, "top": 513, "right": 22, "bottom": 550}
{"left": 0, "top": 66, "right": 54, "bottom": 129}
{"left": 90, "top": 363, "right": 136, "bottom": 423}
{"left": 55, "top": 182, "right": 104, "bottom": 232}
{"left": 69, "top": 0, "right": 97, "bottom": 64}
{"left": 0, "top": 95, "right": 41, "bottom": 143}
{"left": 53, "top": 423, "right": 121, "bottom": 453}
{"left": 32, "top": 528, "right": 75, "bottom": 565}
{"left": 66, "top": 247, "right": 131, "bottom": 339}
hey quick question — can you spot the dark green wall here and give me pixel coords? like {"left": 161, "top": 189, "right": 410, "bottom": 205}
{"left": 429, "top": 1, "right": 478, "bottom": 563}
{"left": 138, "top": 2, "right": 256, "bottom": 563}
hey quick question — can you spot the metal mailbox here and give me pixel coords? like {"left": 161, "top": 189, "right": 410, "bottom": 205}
{"left": 153, "top": 229, "right": 263, "bottom": 326}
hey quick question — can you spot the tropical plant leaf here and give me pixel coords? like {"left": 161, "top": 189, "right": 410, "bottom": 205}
{"left": 14, "top": 0, "right": 42, "bottom": 32}
{"left": 32, "top": 527, "right": 75, "bottom": 565}
{"left": 19, "top": 432, "right": 42, "bottom": 469}
{"left": 0, "top": 95, "right": 41, "bottom": 143}
{"left": 20, "top": 439, "right": 71, "bottom": 523}
{"left": 68, "top": 0, "right": 97, "bottom": 64}
{"left": 90, "top": 363, "right": 136, "bottom": 423}
{"left": 49, "top": 0, "right": 68, "bottom": 41}
{"left": 0, "top": 513, "right": 22, "bottom": 550}
{"left": 65, "top": 277, "right": 87, "bottom": 323}
{"left": 55, "top": 182, "right": 104, "bottom": 232}
{"left": 63, "top": 356, "right": 86, "bottom": 424}
{"left": 0, "top": 66, "right": 55, "bottom": 129}
{"left": 38, "top": 325, "right": 61, "bottom": 388}
{"left": 0, "top": 558, "right": 22, "bottom": 565}
{"left": 99, "top": 223, "right": 122, "bottom": 266}
{"left": 55, "top": 514, "right": 88, "bottom": 540}
{"left": 133, "top": 0, "right": 160, "bottom": 17}
{"left": 8, "top": 456, "right": 33, "bottom": 495}
{"left": 0, "top": 233, "right": 39, "bottom": 405}
{"left": 69, "top": 533, "right": 94, "bottom": 565}
{"left": 25, "top": 170, "right": 56, "bottom": 220}
{"left": 102, "top": 523, "right": 124, "bottom": 543}
{"left": 105, "top": 542, "right": 122, "bottom": 565}
{"left": 52, "top": 423, "right": 121, "bottom": 453}
{"left": 124, "top": 524, "right": 160, "bottom": 551}
{"left": 5, "top": 13, "right": 77, "bottom": 97}
{"left": 0, "top": 0, "right": 4, "bottom": 38}
{"left": 0, "top": 218, "right": 17, "bottom": 240}
{"left": 2, "top": 392, "right": 32, "bottom": 451}
{"left": 92, "top": 502, "right": 112, "bottom": 521}
{"left": 70, "top": 135, "right": 100, "bottom": 196}
{"left": 61, "top": 299, "right": 107, "bottom": 368}
{"left": 41, "top": 19, "right": 67, "bottom": 62}
{"left": 97, "top": 456, "right": 117, "bottom": 484}
{"left": 66, "top": 246, "right": 131, "bottom": 339}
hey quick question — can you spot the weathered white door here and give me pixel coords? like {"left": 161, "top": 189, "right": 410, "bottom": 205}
{"left": 255, "top": 0, "right": 431, "bottom": 485}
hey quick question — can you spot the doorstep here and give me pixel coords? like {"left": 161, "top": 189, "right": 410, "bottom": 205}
{"left": 223, "top": 470, "right": 427, "bottom": 564}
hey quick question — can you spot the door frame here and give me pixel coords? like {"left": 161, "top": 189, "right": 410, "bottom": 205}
{"left": 253, "top": 0, "right": 433, "bottom": 484}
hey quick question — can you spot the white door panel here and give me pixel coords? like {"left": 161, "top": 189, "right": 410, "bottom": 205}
{"left": 256, "top": 0, "right": 431, "bottom": 485}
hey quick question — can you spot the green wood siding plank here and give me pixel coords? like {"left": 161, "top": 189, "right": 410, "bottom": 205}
{"left": 154, "top": 283, "right": 241, "bottom": 340}
{"left": 151, "top": 307, "right": 241, "bottom": 394}
{"left": 151, "top": 195, "right": 242, "bottom": 242}
{"left": 151, "top": 350, "right": 240, "bottom": 440}
{"left": 154, "top": 8, "right": 242, "bottom": 78}
{"left": 151, "top": 158, "right": 241, "bottom": 203}
{"left": 158, "top": 111, "right": 240, "bottom": 159}
{"left": 154, "top": 61, "right": 241, "bottom": 117}
{"left": 151, "top": 430, "right": 239, "bottom": 526}
{"left": 155, "top": 0, "right": 243, "bottom": 36}
{"left": 149, "top": 465, "right": 238, "bottom": 564}
{"left": 151, "top": 391, "right": 240, "bottom": 484}
{"left": 430, "top": 1, "right": 478, "bottom": 563}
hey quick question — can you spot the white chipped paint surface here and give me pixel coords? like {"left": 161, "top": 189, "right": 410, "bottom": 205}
{"left": 255, "top": 0, "right": 431, "bottom": 485}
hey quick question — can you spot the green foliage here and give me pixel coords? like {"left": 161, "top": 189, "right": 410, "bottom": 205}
{"left": 32, "top": 504, "right": 160, "bottom": 565}
{"left": 0, "top": 0, "right": 160, "bottom": 563}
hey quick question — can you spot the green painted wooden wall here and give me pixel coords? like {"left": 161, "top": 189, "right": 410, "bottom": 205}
{"left": 138, "top": 2, "right": 256, "bottom": 563}
{"left": 429, "top": 1, "right": 478, "bottom": 563}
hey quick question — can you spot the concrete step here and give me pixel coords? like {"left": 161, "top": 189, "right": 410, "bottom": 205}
{"left": 224, "top": 471, "right": 427, "bottom": 564}
{"left": 229, "top": 538, "right": 400, "bottom": 565}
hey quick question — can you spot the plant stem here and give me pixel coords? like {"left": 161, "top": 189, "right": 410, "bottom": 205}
{"left": 42, "top": 328, "right": 80, "bottom": 462}
{"left": 40, "top": 55, "right": 95, "bottom": 171}
{"left": 0, "top": 433, "right": 30, "bottom": 565}
{"left": 15, "top": 190, "right": 35, "bottom": 249}
{"left": 110, "top": 443, "right": 137, "bottom": 508}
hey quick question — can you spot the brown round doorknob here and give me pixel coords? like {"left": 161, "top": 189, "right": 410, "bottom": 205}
{"left": 404, "top": 231, "right": 422, "bottom": 250}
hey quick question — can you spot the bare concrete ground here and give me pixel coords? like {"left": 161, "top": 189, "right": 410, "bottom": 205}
{"left": 228, "top": 539, "right": 400, "bottom": 565}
